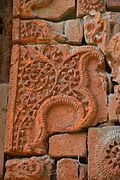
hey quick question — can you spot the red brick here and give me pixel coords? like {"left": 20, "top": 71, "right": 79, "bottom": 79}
{"left": 0, "top": 84, "right": 8, "bottom": 178}
{"left": 107, "top": 0, "right": 120, "bottom": 11}
{"left": 57, "top": 158, "right": 87, "bottom": 180}
{"left": 88, "top": 126, "right": 120, "bottom": 180}
{"left": 4, "top": 156, "right": 55, "bottom": 180}
{"left": 109, "top": 86, "right": 120, "bottom": 124}
{"left": 49, "top": 133, "right": 87, "bottom": 158}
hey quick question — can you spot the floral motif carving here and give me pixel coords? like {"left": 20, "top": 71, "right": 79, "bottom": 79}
{"left": 77, "top": 0, "right": 105, "bottom": 17}
{"left": 95, "top": 129, "right": 120, "bottom": 179}
{"left": 5, "top": 45, "right": 106, "bottom": 155}
{"left": 13, "top": 19, "right": 66, "bottom": 44}
{"left": 5, "top": 156, "right": 55, "bottom": 180}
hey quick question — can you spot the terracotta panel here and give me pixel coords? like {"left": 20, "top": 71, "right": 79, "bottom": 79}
{"left": 84, "top": 12, "right": 120, "bottom": 52}
{"left": 5, "top": 44, "right": 107, "bottom": 155}
{"left": 13, "top": 0, "right": 75, "bottom": 21}
{"left": 4, "top": 156, "right": 55, "bottom": 180}
{"left": 105, "top": 33, "right": 120, "bottom": 84}
{"left": 109, "top": 86, "right": 120, "bottom": 123}
{"left": 88, "top": 126, "right": 120, "bottom": 180}
{"left": 12, "top": 18, "right": 83, "bottom": 45}
{"left": 77, "top": 0, "right": 105, "bottom": 17}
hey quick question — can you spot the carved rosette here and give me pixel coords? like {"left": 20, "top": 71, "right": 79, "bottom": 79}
{"left": 5, "top": 45, "right": 106, "bottom": 155}
{"left": 95, "top": 129, "right": 120, "bottom": 179}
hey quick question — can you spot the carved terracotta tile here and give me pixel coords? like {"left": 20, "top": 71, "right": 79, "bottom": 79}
{"left": 5, "top": 44, "right": 107, "bottom": 155}
{"left": 13, "top": 0, "right": 75, "bottom": 20}
{"left": 105, "top": 33, "right": 120, "bottom": 84}
{"left": 109, "top": 86, "right": 120, "bottom": 124}
{"left": 77, "top": 0, "right": 105, "bottom": 17}
{"left": 4, "top": 156, "right": 55, "bottom": 180}
{"left": 49, "top": 133, "right": 87, "bottom": 158}
{"left": 0, "top": 84, "right": 8, "bottom": 178}
{"left": 107, "top": 0, "right": 120, "bottom": 11}
{"left": 13, "top": 18, "right": 83, "bottom": 45}
{"left": 84, "top": 12, "right": 120, "bottom": 52}
{"left": 57, "top": 158, "right": 88, "bottom": 180}
{"left": 88, "top": 127, "right": 120, "bottom": 180}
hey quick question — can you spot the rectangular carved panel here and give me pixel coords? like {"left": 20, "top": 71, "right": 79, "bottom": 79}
{"left": 5, "top": 156, "right": 55, "bottom": 180}
{"left": 13, "top": 18, "right": 83, "bottom": 45}
{"left": 5, "top": 44, "right": 107, "bottom": 155}
{"left": 13, "top": 0, "right": 75, "bottom": 20}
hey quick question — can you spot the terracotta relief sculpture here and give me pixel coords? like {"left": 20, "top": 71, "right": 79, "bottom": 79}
{"left": 95, "top": 129, "right": 120, "bottom": 179}
{"left": 5, "top": 156, "right": 55, "bottom": 180}
{"left": 88, "top": 127, "right": 120, "bottom": 180}
{"left": 77, "top": 0, "right": 105, "bottom": 17}
{"left": 12, "top": 18, "right": 83, "bottom": 45}
{"left": 105, "top": 33, "right": 120, "bottom": 84}
{"left": 84, "top": 13, "right": 110, "bottom": 51}
{"left": 13, "top": 0, "right": 75, "bottom": 20}
{"left": 5, "top": 45, "right": 107, "bottom": 155}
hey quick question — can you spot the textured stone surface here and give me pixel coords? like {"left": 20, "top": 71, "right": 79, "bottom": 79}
{"left": 77, "top": 0, "right": 105, "bottom": 17}
{"left": 13, "top": 0, "right": 75, "bottom": 21}
{"left": 107, "top": 0, "right": 120, "bottom": 11}
{"left": 49, "top": 133, "right": 87, "bottom": 158}
{"left": 64, "top": 19, "right": 83, "bottom": 45}
{"left": 105, "top": 33, "right": 120, "bottom": 84}
{"left": 0, "top": 84, "right": 8, "bottom": 179}
{"left": 4, "top": 156, "right": 55, "bottom": 180}
{"left": 109, "top": 86, "right": 120, "bottom": 124}
{"left": 88, "top": 126, "right": 120, "bottom": 180}
{"left": 12, "top": 19, "right": 83, "bottom": 45}
{"left": 84, "top": 12, "right": 120, "bottom": 52}
{"left": 5, "top": 44, "right": 107, "bottom": 155}
{"left": 57, "top": 158, "right": 87, "bottom": 180}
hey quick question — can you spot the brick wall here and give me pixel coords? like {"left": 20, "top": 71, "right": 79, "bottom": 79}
{"left": 0, "top": 0, "right": 120, "bottom": 179}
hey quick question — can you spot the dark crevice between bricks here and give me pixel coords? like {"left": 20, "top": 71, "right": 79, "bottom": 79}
{"left": 0, "top": 0, "right": 12, "bottom": 83}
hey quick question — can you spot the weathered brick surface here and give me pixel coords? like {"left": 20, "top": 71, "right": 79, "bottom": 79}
{"left": 57, "top": 158, "right": 87, "bottom": 180}
{"left": 105, "top": 33, "right": 120, "bottom": 84}
{"left": 107, "top": 0, "right": 120, "bottom": 11}
{"left": 88, "top": 126, "right": 120, "bottom": 180}
{"left": 0, "top": 84, "right": 8, "bottom": 178}
{"left": 84, "top": 12, "right": 120, "bottom": 52}
{"left": 13, "top": 0, "right": 75, "bottom": 21}
{"left": 109, "top": 86, "right": 120, "bottom": 123}
{"left": 4, "top": 156, "right": 55, "bottom": 180}
{"left": 5, "top": 44, "right": 107, "bottom": 155}
{"left": 77, "top": 0, "right": 105, "bottom": 17}
{"left": 12, "top": 18, "right": 83, "bottom": 45}
{"left": 49, "top": 133, "right": 87, "bottom": 158}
